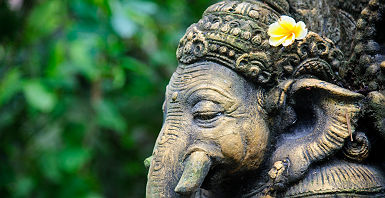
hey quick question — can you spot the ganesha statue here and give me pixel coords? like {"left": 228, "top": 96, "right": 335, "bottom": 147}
{"left": 145, "top": 0, "right": 385, "bottom": 197}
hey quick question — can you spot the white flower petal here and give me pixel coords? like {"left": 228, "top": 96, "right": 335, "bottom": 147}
{"left": 279, "top": 15, "right": 296, "bottom": 29}
{"left": 282, "top": 33, "right": 295, "bottom": 46}
{"left": 295, "top": 21, "right": 308, "bottom": 39}
{"left": 280, "top": 16, "right": 296, "bottom": 25}
{"left": 268, "top": 15, "right": 308, "bottom": 47}
{"left": 269, "top": 35, "right": 288, "bottom": 47}
{"left": 268, "top": 22, "right": 285, "bottom": 37}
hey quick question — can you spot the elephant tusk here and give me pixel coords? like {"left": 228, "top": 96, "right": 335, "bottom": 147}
{"left": 174, "top": 151, "right": 212, "bottom": 195}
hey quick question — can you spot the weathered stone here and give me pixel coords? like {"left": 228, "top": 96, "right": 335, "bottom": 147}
{"left": 146, "top": 0, "right": 385, "bottom": 197}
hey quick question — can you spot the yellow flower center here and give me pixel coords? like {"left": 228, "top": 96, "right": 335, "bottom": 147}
{"left": 268, "top": 16, "right": 308, "bottom": 47}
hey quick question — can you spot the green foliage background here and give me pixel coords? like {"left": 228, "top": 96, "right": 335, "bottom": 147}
{"left": 0, "top": 0, "right": 216, "bottom": 197}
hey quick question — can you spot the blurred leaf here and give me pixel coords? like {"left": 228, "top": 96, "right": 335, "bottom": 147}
{"left": 46, "top": 40, "right": 66, "bottom": 77}
{"left": 13, "top": 177, "right": 34, "bottom": 197}
{"left": 23, "top": 80, "right": 57, "bottom": 112}
{"left": 111, "top": 66, "right": 125, "bottom": 89}
{"left": 68, "top": 37, "right": 100, "bottom": 80}
{"left": 39, "top": 153, "right": 61, "bottom": 182}
{"left": 32, "top": 124, "right": 61, "bottom": 151}
{"left": 111, "top": 15, "right": 137, "bottom": 38}
{"left": 25, "top": 0, "right": 66, "bottom": 42}
{"left": 110, "top": 1, "right": 137, "bottom": 38}
{"left": 125, "top": 161, "right": 142, "bottom": 176}
{"left": 127, "top": 1, "right": 158, "bottom": 15}
{"left": 0, "top": 0, "right": 217, "bottom": 197}
{"left": 86, "top": 192, "right": 103, "bottom": 198}
{"left": 121, "top": 57, "right": 148, "bottom": 74}
{"left": 59, "top": 147, "right": 90, "bottom": 173}
{"left": 96, "top": 100, "right": 126, "bottom": 133}
{"left": 0, "top": 68, "right": 21, "bottom": 107}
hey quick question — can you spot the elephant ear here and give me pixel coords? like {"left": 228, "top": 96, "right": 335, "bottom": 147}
{"left": 263, "top": 78, "right": 364, "bottom": 193}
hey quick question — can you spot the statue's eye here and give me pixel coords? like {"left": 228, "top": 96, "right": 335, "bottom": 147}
{"left": 194, "top": 112, "right": 223, "bottom": 121}
{"left": 192, "top": 100, "right": 224, "bottom": 124}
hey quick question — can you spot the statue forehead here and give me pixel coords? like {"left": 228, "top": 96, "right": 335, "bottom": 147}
{"left": 167, "top": 62, "right": 245, "bottom": 92}
{"left": 164, "top": 62, "right": 252, "bottom": 105}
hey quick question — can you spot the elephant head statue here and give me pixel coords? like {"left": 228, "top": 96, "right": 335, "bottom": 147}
{"left": 146, "top": 0, "right": 385, "bottom": 197}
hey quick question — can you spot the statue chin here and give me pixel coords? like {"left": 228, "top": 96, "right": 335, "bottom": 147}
{"left": 146, "top": 0, "right": 385, "bottom": 197}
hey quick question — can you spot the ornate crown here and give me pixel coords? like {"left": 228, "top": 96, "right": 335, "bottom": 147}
{"left": 176, "top": 0, "right": 345, "bottom": 87}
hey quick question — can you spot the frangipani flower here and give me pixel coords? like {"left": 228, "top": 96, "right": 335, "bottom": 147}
{"left": 268, "top": 15, "right": 308, "bottom": 47}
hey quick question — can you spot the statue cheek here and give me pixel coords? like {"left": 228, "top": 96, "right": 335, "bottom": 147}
{"left": 243, "top": 118, "right": 270, "bottom": 168}
{"left": 218, "top": 131, "right": 244, "bottom": 163}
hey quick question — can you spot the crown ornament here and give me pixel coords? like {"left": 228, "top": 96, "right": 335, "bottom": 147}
{"left": 177, "top": 0, "right": 345, "bottom": 87}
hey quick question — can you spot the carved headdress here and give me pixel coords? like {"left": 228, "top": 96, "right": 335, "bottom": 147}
{"left": 176, "top": 0, "right": 346, "bottom": 87}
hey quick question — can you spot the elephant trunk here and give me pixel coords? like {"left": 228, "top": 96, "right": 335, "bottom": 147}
{"left": 146, "top": 124, "right": 213, "bottom": 198}
{"left": 146, "top": 124, "right": 188, "bottom": 198}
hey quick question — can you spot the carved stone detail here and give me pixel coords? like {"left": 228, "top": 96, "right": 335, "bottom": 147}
{"left": 146, "top": 0, "right": 385, "bottom": 197}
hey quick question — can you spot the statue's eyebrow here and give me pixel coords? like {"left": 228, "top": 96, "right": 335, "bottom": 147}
{"left": 185, "top": 85, "right": 234, "bottom": 105}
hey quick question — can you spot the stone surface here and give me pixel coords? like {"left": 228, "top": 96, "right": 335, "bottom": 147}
{"left": 146, "top": 0, "right": 385, "bottom": 197}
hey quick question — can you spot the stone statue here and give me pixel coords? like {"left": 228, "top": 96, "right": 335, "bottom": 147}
{"left": 145, "top": 0, "right": 385, "bottom": 197}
